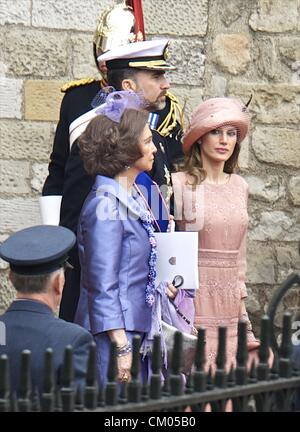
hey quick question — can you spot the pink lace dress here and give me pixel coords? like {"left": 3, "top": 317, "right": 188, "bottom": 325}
{"left": 172, "top": 172, "right": 259, "bottom": 370}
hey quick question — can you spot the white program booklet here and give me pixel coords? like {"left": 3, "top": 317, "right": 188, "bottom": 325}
{"left": 154, "top": 232, "right": 199, "bottom": 289}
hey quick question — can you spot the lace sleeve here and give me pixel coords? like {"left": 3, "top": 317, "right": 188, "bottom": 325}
{"left": 240, "top": 311, "right": 259, "bottom": 348}
{"left": 240, "top": 302, "right": 260, "bottom": 345}
{"left": 238, "top": 230, "right": 248, "bottom": 299}
{"left": 238, "top": 182, "right": 249, "bottom": 299}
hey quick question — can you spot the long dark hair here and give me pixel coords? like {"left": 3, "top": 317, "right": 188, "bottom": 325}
{"left": 182, "top": 140, "right": 241, "bottom": 187}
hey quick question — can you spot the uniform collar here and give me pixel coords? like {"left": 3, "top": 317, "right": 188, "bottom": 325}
{"left": 6, "top": 299, "right": 54, "bottom": 315}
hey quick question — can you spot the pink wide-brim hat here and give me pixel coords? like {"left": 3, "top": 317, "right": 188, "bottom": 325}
{"left": 182, "top": 97, "right": 250, "bottom": 155}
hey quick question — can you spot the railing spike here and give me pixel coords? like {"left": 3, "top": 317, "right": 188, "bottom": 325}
{"left": 84, "top": 342, "right": 98, "bottom": 410}
{"left": 150, "top": 335, "right": 162, "bottom": 400}
{"left": 60, "top": 345, "right": 75, "bottom": 412}
{"left": 128, "top": 336, "right": 142, "bottom": 403}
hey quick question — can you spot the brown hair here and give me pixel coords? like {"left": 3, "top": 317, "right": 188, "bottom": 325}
{"left": 182, "top": 140, "right": 241, "bottom": 186}
{"left": 78, "top": 108, "right": 149, "bottom": 178}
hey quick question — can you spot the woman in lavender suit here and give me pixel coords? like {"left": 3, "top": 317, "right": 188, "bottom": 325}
{"left": 74, "top": 92, "right": 162, "bottom": 386}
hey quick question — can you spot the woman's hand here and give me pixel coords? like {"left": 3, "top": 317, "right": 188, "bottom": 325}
{"left": 107, "top": 329, "right": 132, "bottom": 383}
{"left": 166, "top": 283, "right": 178, "bottom": 300}
{"left": 268, "top": 348, "right": 274, "bottom": 369}
{"left": 117, "top": 352, "right": 132, "bottom": 383}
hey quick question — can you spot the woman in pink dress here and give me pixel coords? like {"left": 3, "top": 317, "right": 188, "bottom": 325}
{"left": 172, "top": 97, "right": 260, "bottom": 371}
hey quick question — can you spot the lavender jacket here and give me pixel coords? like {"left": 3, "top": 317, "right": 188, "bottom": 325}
{"left": 74, "top": 175, "right": 152, "bottom": 336}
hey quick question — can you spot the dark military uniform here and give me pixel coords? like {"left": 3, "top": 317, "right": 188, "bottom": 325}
{"left": 154, "top": 91, "right": 184, "bottom": 169}
{"left": 42, "top": 79, "right": 174, "bottom": 321}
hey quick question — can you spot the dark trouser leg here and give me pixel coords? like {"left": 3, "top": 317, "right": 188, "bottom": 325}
{"left": 59, "top": 249, "right": 80, "bottom": 322}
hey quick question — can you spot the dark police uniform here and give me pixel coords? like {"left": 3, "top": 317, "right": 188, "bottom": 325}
{"left": 0, "top": 225, "right": 93, "bottom": 394}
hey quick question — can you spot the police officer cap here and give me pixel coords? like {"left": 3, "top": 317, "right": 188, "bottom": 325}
{"left": 0, "top": 225, "right": 76, "bottom": 275}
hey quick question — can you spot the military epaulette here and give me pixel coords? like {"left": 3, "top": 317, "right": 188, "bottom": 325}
{"left": 61, "top": 77, "right": 97, "bottom": 93}
{"left": 156, "top": 91, "right": 184, "bottom": 136}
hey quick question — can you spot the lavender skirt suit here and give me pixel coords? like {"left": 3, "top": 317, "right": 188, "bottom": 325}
{"left": 74, "top": 175, "right": 152, "bottom": 385}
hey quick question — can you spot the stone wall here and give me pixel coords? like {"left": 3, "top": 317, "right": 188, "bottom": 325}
{"left": 0, "top": 0, "right": 299, "bottom": 331}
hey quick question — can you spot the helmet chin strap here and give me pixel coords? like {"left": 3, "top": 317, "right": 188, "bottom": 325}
{"left": 244, "top": 94, "right": 253, "bottom": 109}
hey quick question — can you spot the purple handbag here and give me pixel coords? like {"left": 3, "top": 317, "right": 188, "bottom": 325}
{"left": 161, "top": 286, "right": 197, "bottom": 374}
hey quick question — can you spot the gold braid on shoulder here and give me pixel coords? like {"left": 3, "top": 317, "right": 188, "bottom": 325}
{"left": 156, "top": 91, "right": 184, "bottom": 137}
{"left": 100, "top": 78, "right": 108, "bottom": 88}
{"left": 61, "top": 77, "right": 97, "bottom": 93}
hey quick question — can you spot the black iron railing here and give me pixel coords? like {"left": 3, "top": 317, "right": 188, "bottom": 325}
{"left": 267, "top": 272, "right": 300, "bottom": 353}
{"left": 0, "top": 314, "right": 300, "bottom": 412}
